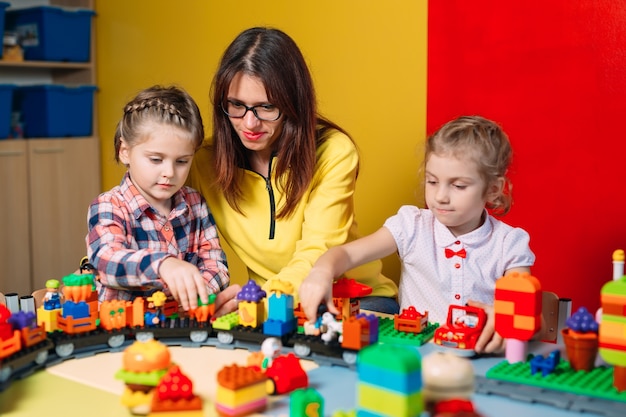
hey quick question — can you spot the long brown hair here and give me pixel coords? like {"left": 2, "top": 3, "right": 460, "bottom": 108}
{"left": 211, "top": 27, "right": 350, "bottom": 218}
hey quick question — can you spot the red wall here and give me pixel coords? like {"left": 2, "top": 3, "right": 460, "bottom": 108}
{"left": 427, "top": 0, "right": 626, "bottom": 312}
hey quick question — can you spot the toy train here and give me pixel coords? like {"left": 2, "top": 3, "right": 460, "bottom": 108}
{"left": 0, "top": 272, "right": 437, "bottom": 390}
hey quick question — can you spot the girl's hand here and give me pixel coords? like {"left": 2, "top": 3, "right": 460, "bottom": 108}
{"left": 213, "top": 284, "right": 242, "bottom": 317}
{"left": 159, "top": 257, "right": 209, "bottom": 311}
{"left": 299, "top": 269, "right": 339, "bottom": 323}
{"left": 466, "top": 299, "right": 505, "bottom": 354}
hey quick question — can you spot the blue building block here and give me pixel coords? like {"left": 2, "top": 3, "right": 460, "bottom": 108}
{"left": 62, "top": 301, "right": 90, "bottom": 319}
{"left": 268, "top": 293, "right": 294, "bottom": 322}
{"left": 264, "top": 318, "right": 297, "bottom": 336}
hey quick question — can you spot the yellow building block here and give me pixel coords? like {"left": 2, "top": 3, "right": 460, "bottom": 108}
{"left": 357, "top": 382, "right": 422, "bottom": 417}
{"left": 36, "top": 306, "right": 59, "bottom": 332}
{"left": 238, "top": 301, "right": 266, "bottom": 328}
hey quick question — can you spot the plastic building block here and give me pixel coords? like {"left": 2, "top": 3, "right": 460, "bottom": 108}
{"left": 494, "top": 272, "right": 542, "bottom": 341}
{"left": 61, "top": 301, "right": 90, "bottom": 319}
{"left": 265, "top": 353, "right": 308, "bottom": 395}
{"left": 267, "top": 292, "right": 295, "bottom": 323}
{"left": 394, "top": 307, "right": 429, "bottom": 334}
{"left": 238, "top": 301, "right": 265, "bottom": 328}
{"left": 486, "top": 358, "right": 626, "bottom": 403}
{"left": 116, "top": 340, "right": 173, "bottom": 414}
{"left": 61, "top": 273, "right": 94, "bottom": 303}
{"left": 332, "top": 278, "right": 373, "bottom": 299}
{"left": 290, "top": 388, "right": 324, "bottom": 417}
{"left": 263, "top": 318, "right": 297, "bottom": 337}
{"left": 342, "top": 316, "right": 370, "bottom": 350}
{"left": 600, "top": 272, "right": 626, "bottom": 391}
{"left": 215, "top": 364, "right": 267, "bottom": 416}
{"left": 433, "top": 305, "right": 486, "bottom": 354}
{"left": 151, "top": 365, "right": 202, "bottom": 412}
{"left": 237, "top": 279, "right": 266, "bottom": 303}
{"left": 357, "top": 344, "right": 423, "bottom": 417}
{"left": 613, "top": 249, "right": 625, "bottom": 280}
{"left": 529, "top": 350, "right": 561, "bottom": 376}
{"left": 36, "top": 306, "right": 59, "bottom": 332}
{"left": 377, "top": 316, "right": 437, "bottom": 346}
{"left": 495, "top": 272, "right": 542, "bottom": 363}
{"left": 562, "top": 306, "right": 599, "bottom": 372}
{"left": 212, "top": 312, "right": 240, "bottom": 331}
{"left": 332, "top": 278, "right": 372, "bottom": 322}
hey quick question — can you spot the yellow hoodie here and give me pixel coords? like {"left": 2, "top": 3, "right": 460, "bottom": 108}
{"left": 189, "top": 130, "right": 398, "bottom": 301}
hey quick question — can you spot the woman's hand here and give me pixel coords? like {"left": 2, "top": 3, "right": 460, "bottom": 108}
{"left": 467, "top": 299, "right": 505, "bottom": 354}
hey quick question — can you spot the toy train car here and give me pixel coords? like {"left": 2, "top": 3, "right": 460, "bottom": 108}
{"left": 0, "top": 275, "right": 438, "bottom": 391}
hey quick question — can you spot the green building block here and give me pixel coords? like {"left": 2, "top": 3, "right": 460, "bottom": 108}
{"left": 486, "top": 358, "right": 626, "bottom": 403}
{"left": 377, "top": 317, "right": 439, "bottom": 346}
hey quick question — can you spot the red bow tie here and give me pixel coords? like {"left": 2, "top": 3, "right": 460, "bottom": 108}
{"left": 445, "top": 248, "right": 467, "bottom": 259}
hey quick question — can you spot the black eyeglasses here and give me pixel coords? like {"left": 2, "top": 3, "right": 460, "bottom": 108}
{"left": 221, "top": 100, "right": 281, "bottom": 121}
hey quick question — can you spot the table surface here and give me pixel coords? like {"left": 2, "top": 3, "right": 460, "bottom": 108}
{"left": 0, "top": 338, "right": 613, "bottom": 417}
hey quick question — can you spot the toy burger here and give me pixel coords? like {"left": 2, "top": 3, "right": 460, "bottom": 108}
{"left": 115, "top": 339, "right": 172, "bottom": 415}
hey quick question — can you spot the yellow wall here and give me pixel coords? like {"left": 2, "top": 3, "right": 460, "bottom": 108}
{"left": 94, "top": 0, "right": 428, "bottom": 285}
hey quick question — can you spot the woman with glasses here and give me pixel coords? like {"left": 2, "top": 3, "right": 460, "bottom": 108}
{"left": 189, "top": 27, "right": 398, "bottom": 318}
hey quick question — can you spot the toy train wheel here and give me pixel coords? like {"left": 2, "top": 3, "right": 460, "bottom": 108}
{"left": 55, "top": 343, "right": 75, "bottom": 358}
{"left": 189, "top": 330, "right": 209, "bottom": 343}
{"left": 108, "top": 334, "right": 125, "bottom": 348}
{"left": 342, "top": 351, "right": 357, "bottom": 365}
{"left": 217, "top": 331, "right": 234, "bottom": 344}
{"left": 35, "top": 349, "right": 49, "bottom": 365}
{"left": 293, "top": 343, "right": 311, "bottom": 357}
{"left": 136, "top": 332, "right": 154, "bottom": 342}
{"left": 0, "top": 366, "right": 11, "bottom": 383}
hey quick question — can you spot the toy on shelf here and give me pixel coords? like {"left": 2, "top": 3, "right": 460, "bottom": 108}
{"left": 433, "top": 304, "right": 486, "bottom": 356}
{"left": 494, "top": 272, "right": 542, "bottom": 363}
{"left": 562, "top": 306, "right": 599, "bottom": 372}
{"left": 422, "top": 351, "right": 475, "bottom": 414}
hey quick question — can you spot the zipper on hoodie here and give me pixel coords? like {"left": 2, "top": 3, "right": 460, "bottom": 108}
{"left": 265, "top": 174, "right": 276, "bottom": 239}
{"left": 247, "top": 154, "right": 277, "bottom": 239}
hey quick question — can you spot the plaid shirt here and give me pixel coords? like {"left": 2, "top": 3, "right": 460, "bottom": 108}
{"left": 86, "top": 172, "right": 229, "bottom": 302}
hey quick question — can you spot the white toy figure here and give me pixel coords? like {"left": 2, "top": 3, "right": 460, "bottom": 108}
{"left": 320, "top": 312, "right": 343, "bottom": 343}
{"left": 261, "top": 337, "right": 283, "bottom": 369}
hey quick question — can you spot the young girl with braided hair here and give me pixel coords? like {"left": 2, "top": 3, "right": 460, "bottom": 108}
{"left": 86, "top": 85, "right": 240, "bottom": 315}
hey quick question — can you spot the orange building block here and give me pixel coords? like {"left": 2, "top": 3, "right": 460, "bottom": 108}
{"left": 494, "top": 272, "right": 542, "bottom": 341}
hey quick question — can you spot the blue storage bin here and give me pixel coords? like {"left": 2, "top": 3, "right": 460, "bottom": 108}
{"left": 0, "top": 84, "right": 15, "bottom": 139}
{"left": 0, "top": 2, "right": 10, "bottom": 59}
{"left": 6, "top": 6, "right": 95, "bottom": 62}
{"left": 17, "top": 85, "right": 96, "bottom": 138}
